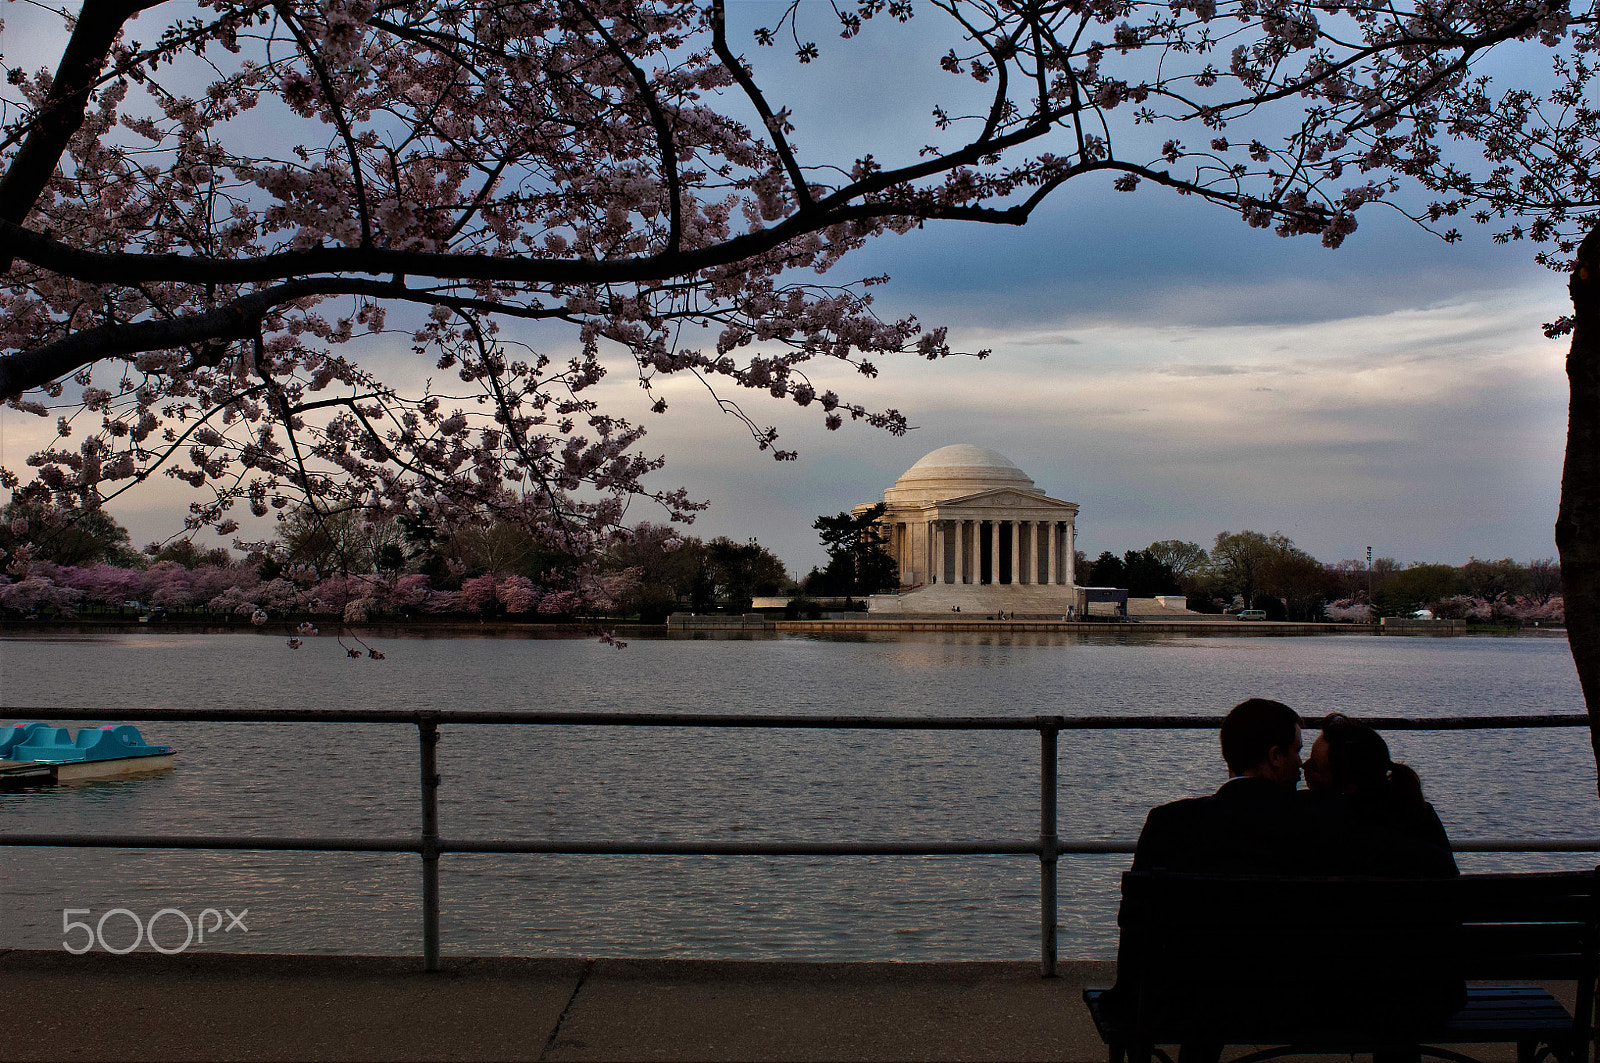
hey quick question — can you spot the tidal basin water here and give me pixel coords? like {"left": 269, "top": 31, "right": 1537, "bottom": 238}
{"left": 0, "top": 630, "right": 1593, "bottom": 961}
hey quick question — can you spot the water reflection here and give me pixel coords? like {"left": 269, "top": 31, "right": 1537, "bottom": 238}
{"left": 0, "top": 631, "right": 1592, "bottom": 960}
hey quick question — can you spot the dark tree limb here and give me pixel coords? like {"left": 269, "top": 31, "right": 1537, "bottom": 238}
{"left": 1560, "top": 223, "right": 1600, "bottom": 796}
{"left": 710, "top": 0, "right": 814, "bottom": 210}
{"left": 0, "top": 0, "right": 166, "bottom": 266}
{"left": 0, "top": 276, "right": 572, "bottom": 399}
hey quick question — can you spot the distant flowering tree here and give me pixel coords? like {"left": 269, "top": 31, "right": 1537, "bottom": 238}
{"left": 422, "top": 588, "right": 460, "bottom": 614}
{"left": 1322, "top": 599, "right": 1372, "bottom": 623}
{"left": 388, "top": 574, "right": 433, "bottom": 613}
{"left": 256, "top": 577, "right": 302, "bottom": 613}
{"left": 456, "top": 574, "right": 501, "bottom": 614}
{"left": 1513, "top": 596, "right": 1566, "bottom": 624}
{"left": 592, "top": 568, "right": 644, "bottom": 615}
{"left": 0, "top": 573, "right": 82, "bottom": 614}
{"left": 498, "top": 575, "right": 542, "bottom": 615}
{"left": 538, "top": 590, "right": 583, "bottom": 616}
{"left": 70, "top": 562, "right": 147, "bottom": 609}
{"left": 208, "top": 584, "right": 262, "bottom": 616}
{"left": 142, "top": 561, "right": 198, "bottom": 611}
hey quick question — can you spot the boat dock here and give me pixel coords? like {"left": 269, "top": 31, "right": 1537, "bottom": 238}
{"left": 0, "top": 949, "right": 1563, "bottom": 1061}
{"left": 0, "top": 759, "right": 54, "bottom": 783}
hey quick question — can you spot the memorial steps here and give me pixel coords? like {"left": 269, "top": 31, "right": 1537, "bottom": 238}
{"left": 866, "top": 585, "right": 1200, "bottom": 618}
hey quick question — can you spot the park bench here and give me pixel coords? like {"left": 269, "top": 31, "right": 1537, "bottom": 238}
{"left": 1083, "top": 868, "right": 1599, "bottom": 1063}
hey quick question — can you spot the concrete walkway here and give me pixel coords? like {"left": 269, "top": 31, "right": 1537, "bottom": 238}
{"left": 0, "top": 950, "right": 1557, "bottom": 1062}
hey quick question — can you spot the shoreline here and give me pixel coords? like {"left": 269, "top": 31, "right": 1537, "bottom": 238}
{"left": 0, "top": 616, "right": 1561, "bottom": 638}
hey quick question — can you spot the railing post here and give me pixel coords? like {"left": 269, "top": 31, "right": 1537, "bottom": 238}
{"left": 417, "top": 713, "right": 441, "bottom": 972}
{"left": 1038, "top": 715, "right": 1062, "bottom": 977}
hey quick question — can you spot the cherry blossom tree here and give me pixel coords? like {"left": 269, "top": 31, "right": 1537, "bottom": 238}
{"left": 3, "top": 0, "right": 1572, "bottom": 550}
{"left": 1322, "top": 599, "right": 1373, "bottom": 623}
{"left": 0, "top": 571, "right": 81, "bottom": 613}
{"left": 4, "top": 0, "right": 1600, "bottom": 739}
{"left": 63, "top": 560, "right": 144, "bottom": 609}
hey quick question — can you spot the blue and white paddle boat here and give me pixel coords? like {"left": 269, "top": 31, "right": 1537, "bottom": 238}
{"left": 0, "top": 722, "right": 175, "bottom": 782}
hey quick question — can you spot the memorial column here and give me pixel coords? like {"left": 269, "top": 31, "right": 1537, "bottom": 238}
{"left": 999, "top": 521, "right": 1009, "bottom": 584}
{"left": 965, "top": 521, "right": 972, "bottom": 584}
{"left": 1047, "top": 522, "right": 1059, "bottom": 585}
{"left": 988, "top": 521, "right": 1000, "bottom": 585}
{"left": 1065, "top": 521, "right": 1077, "bottom": 586}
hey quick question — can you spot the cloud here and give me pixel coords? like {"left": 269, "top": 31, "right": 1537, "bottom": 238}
{"left": 1007, "top": 332, "right": 1084, "bottom": 347}
{"left": 551, "top": 283, "right": 1568, "bottom": 571}
{"left": 5, "top": 279, "right": 1564, "bottom": 576}
{"left": 1159, "top": 365, "right": 1252, "bottom": 377}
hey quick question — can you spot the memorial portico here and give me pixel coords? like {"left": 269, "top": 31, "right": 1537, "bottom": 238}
{"left": 854, "top": 444, "right": 1080, "bottom": 615}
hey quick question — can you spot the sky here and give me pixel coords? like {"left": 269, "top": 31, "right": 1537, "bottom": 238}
{"left": 0, "top": 1, "right": 1575, "bottom": 576}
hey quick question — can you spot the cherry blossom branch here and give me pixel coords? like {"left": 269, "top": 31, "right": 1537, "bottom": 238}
{"left": 0, "top": 274, "right": 573, "bottom": 399}
{"left": 90, "top": 382, "right": 272, "bottom": 510}
{"left": 0, "top": 0, "right": 165, "bottom": 266}
{"left": 571, "top": 0, "right": 683, "bottom": 255}
{"left": 0, "top": 113, "right": 1066, "bottom": 288}
{"left": 710, "top": 0, "right": 814, "bottom": 211}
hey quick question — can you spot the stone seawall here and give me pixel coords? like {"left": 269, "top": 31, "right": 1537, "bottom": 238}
{"left": 664, "top": 614, "right": 1366, "bottom": 635}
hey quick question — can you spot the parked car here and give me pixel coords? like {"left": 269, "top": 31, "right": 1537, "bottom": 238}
{"left": 1236, "top": 609, "right": 1268, "bottom": 621}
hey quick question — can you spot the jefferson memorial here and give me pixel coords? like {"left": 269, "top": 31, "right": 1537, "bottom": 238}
{"left": 856, "top": 444, "right": 1081, "bottom": 615}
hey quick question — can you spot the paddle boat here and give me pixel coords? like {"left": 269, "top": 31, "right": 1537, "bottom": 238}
{"left": 0, "top": 722, "right": 175, "bottom": 782}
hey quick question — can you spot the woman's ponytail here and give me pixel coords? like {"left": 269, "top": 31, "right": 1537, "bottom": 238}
{"left": 1387, "top": 761, "right": 1426, "bottom": 810}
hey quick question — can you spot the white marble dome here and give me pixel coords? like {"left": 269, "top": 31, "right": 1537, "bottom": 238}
{"left": 884, "top": 444, "right": 1042, "bottom": 503}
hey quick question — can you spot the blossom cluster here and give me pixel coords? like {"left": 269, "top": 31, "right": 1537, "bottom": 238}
{"left": 0, "top": 560, "right": 613, "bottom": 621}
{"left": 1321, "top": 595, "right": 1567, "bottom": 624}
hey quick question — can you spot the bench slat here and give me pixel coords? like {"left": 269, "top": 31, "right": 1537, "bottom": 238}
{"left": 1085, "top": 985, "right": 1579, "bottom": 1046}
{"left": 1087, "top": 870, "right": 1599, "bottom": 1062}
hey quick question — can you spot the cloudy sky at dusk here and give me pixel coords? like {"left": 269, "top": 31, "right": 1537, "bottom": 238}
{"left": 0, "top": 1, "right": 1572, "bottom": 576}
{"left": 597, "top": 3, "right": 1574, "bottom": 575}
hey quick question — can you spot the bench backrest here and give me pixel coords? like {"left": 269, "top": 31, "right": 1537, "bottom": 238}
{"left": 1117, "top": 869, "right": 1600, "bottom": 1042}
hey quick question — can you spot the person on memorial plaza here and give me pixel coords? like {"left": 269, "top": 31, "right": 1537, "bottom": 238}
{"left": 1128, "top": 697, "right": 1308, "bottom": 874}
{"left": 1301, "top": 713, "right": 1457, "bottom": 877}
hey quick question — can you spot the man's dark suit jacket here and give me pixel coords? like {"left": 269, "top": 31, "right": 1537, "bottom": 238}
{"left": 1130, "top": 775, "right": 1308, "bottom": 874}
{"left": 1112, "top": 776, "right": 1463, "bottom": 1035}
{"left": 1110, "top": 776, "right": 1305, "bottom": 1024}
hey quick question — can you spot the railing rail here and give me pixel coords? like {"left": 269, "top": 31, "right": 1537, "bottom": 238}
{"left": 1, "top": 708, "right": 1594, "bottom": 974}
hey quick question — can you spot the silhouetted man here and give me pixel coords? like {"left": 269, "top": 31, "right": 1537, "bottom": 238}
{"left": 1107, "top": 699, "right": 1307, "bottom": 1063}
{"left": 1131, "top": 697, "right": 1306, "bottom": 874}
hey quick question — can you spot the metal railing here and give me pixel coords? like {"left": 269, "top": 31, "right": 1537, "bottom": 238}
{"left": 1, "top": 708, "right": 1595, "bottom": 975}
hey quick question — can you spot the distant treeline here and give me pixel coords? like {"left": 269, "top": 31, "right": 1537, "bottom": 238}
{"left": 0, "top": 500, "right": 1562, "bottom": 627}
{"left": 0, "top": 500, "right": 793, "bottom": 624}
{"left": 1082, "top": 532, "right": 1561, "bottom": 624}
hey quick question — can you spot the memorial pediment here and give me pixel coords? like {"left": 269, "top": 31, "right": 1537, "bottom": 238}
{"left": 939, "top": 488, "right": 1077, "bottom": 511}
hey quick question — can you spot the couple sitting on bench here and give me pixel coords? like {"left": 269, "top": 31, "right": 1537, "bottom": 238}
{"left": 1103, "top": 698, "right": 1464, "bottom": 1063}
{"left": 1130, "top": 698, "right": 1457, "bottom": 879}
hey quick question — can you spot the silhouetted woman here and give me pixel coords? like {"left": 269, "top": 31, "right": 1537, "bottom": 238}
{"left": 1303, "top": 712, "right": 1457, "bottom": 876}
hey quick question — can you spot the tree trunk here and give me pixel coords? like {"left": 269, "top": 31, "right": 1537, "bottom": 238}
{"left": 1559, "top": 224, "right": 1600, "bottom": 799}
